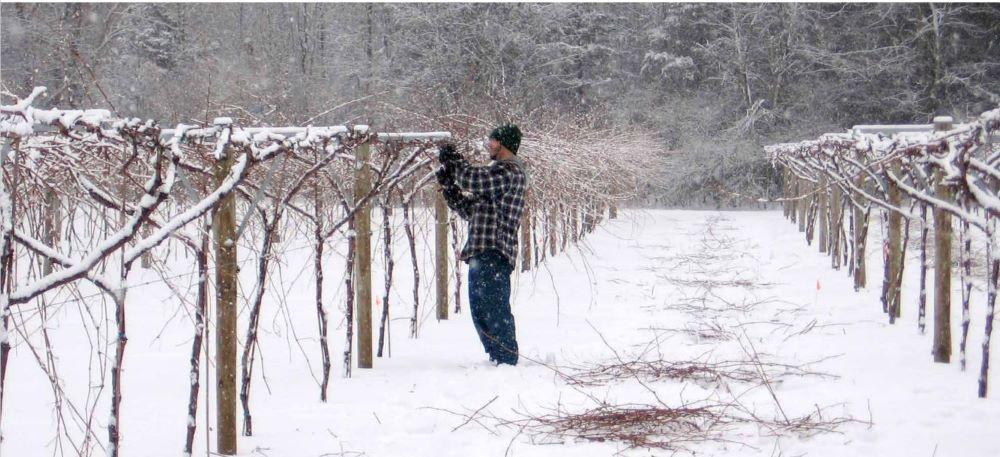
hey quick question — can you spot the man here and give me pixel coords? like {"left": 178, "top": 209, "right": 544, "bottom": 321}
{"left": 436, "top": 123, "right": 528, "bottom": 366}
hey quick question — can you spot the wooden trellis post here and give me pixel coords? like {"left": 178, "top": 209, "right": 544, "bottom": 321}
{"left": 787, "top": 170, "right": 796, "bottom": 224}
{"left": 854, "top": 169, "right": 868, "bottom": 289}
{"left": 933, "top": 116, "right": 954, "bottom": 363}
{"left": 797, "top": 178, "right": 807, "bottom": 233}
{"left": 354, "top": 142, "right": 373, "bottom": 369}
{"left": 769, "top": 112, "right": 1000, "bottom": 395}
{"left": 435, "top": 188, "right": 449, "bottom": 321}
{"left": 806, "top": 179, "right": 813, "bottom": 234}
{"left": 782, "top": 168, "right": 790, "bottom": 219}
{"left": 212, "top": 118, "right": 238, "bottom": 456}
{"left": 787, "top": 169, "right": 795, "bottom": 220}
{"left": 886, "top": 165, "right": 903, "bottom": 320}
{"left": 832, "top": 186, "right": 844, "bottom": 269}
{"left": 818, "top": 175, "right": 828, "bottom": 253}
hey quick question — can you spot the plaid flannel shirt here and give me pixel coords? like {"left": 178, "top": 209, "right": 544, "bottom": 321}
{"left": 446, "top": 156, "right": 528, "bottom": 266}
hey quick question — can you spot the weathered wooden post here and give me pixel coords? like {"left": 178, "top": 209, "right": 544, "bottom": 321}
{"left": 354, "top": 142, "right": 374, "bottom": 369}
{"left": 782, "top": 168, "right": 790, "bottom": 219}
{"left": 832, "top": 187, "right": 844, "bottom": 269}
{"left": 806, "top": 184, "right": 817, "bottom": 245}
{"left": 212, "top": 118, "right": 238, "bottom": 455}
{"left": 435, "top": 188, "right": 449, "bottom": 321}
{"left": 933, "top": 116, "right": 955, "bottom": 363}
{"left": 797, "top": 178, "right": 807, "bottom": 233}
{"left": 788, "top": 174, "right": 799, "bottom": 224}
{"left": 818, "top": 175, "right": 829, "bottom": 253}
{"left": 886, "top": 163, "right": 903, "bottom": 320}
{"left": 853, "top": 156, "right": 868, "bottom": 290}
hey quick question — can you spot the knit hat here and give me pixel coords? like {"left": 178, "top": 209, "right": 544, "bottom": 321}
{"left": 489, "top": 123, "right": 522, "bottom": 154}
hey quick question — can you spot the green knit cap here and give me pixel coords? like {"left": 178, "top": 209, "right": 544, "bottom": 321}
{"left": 489, "top": 123, "right": 522, "bottom": 154}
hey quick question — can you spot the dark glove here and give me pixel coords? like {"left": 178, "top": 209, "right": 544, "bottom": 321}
{"left": 442, "top": 185, "right": 474, "bottom": 217}
{"left": 435, "top": 165, "right": 454, "bottom": 186}
{"left": 442, "top": 184, "right": 463, "bottom": 205}
{"left": 438, "top": 143, "right": 461, "bottom": 167}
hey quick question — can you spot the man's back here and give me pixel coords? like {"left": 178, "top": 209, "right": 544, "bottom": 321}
{"left": 452, "top": 157, "right": 528, "bottom": 266}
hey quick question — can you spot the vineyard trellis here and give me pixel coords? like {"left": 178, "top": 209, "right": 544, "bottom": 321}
{"left": 767, "top": 107, "right": 1000, "bottom": 398}
{"left": 0, "top": 87, "right": 661, "bottom": 456}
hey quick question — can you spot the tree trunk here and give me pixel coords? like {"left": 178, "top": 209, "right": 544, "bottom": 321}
{"left": 184, "top": 223, "right": 210, "bottom": 454}
{"left": 377, "top": 201, "right": 394, "bottom": 357}
{"left": 918, "top": 204, "right": 929, "bottom": 333}
{"left": 403, "top": 201, "right": 420, "bottom": 338}
{"left": 450, "top": 218, "right": 462, "bottom": 314}
{"left": 343, "top": 216, "right": 356, "bottom": 378}
{"left": 0, "top": 142, "right": 17, "bottom": 431}
{"left": 108, "top": 290, "right": 128, "bottom": 457}
{"left": 549, "top": 208, "right": 558, "bottom": 258}
{"left": 979, "top": 240, "right": 998, "bottom": 398}
{"left": 960, "top": 220, "right": 972, "bottom": 370}
{"left": 313, "top": 189, "right": 331, "bottom": 400}
{"left": 43, "top": 189, "right": 60, "bottom": 274}
{"left": 521, "top": 202, "right": 532, "bottom": 272}
{"left": 435, "top": 189, "right": 449, "bottom": 321}
{"left": 240, "top": 211, "right": 278, "bottom": 437}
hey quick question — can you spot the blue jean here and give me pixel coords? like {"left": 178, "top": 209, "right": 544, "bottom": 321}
{"left": 468, "top": 249, "right": 518, "bottom": 365}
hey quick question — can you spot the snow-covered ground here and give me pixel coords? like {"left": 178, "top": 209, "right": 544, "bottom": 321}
{"left": 5, "top": 210, "right": 999, "bottom": 457}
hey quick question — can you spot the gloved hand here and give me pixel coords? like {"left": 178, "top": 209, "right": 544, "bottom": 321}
{"left": 438, "top": 143, "right": 461, "bottom": 167}
{"left": 442, "top": 184, "right": 463, "bottom": 204}
{"left": 435, "top": 165, "right": 454, "bottom": 186}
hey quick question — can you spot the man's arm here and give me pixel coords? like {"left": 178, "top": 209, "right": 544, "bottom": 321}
{"left": 442, "top": 185, "right": 475, "bottom": 220}
{"left": 436, "top": 164, "right": 475, "bottom": 220}
{"left": 439, "top": 143, "right": 509, "bottom": 200}
{"left": 451, "top": 158, "right": 509, "bottom": 200}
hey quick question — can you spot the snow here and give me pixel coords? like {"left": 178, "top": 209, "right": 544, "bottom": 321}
{"left": 168, "top": 124, "right": 192, "bottom": 159}
{"left": 376, "top": 132, "right": 452, "bottom": 142}
{"left": 213, "top": 125, "right": 231, "bottom": 160}
{"left": 0, "top": 86, "right": 109, "bottom": 137}
{"left": 3, "top": 210, "right": 997, "bottom": 456}
{"left": 124, "top": 153, "right": 248, "bottom": 264}
{"left": 2, "top": 89, "right": 447, "bottom": 173}
{"left": 8, "top": 175, "right": 167, "bottom": 304}
{"left": 0, "top": 86, "right": 46, "bottom": 112}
